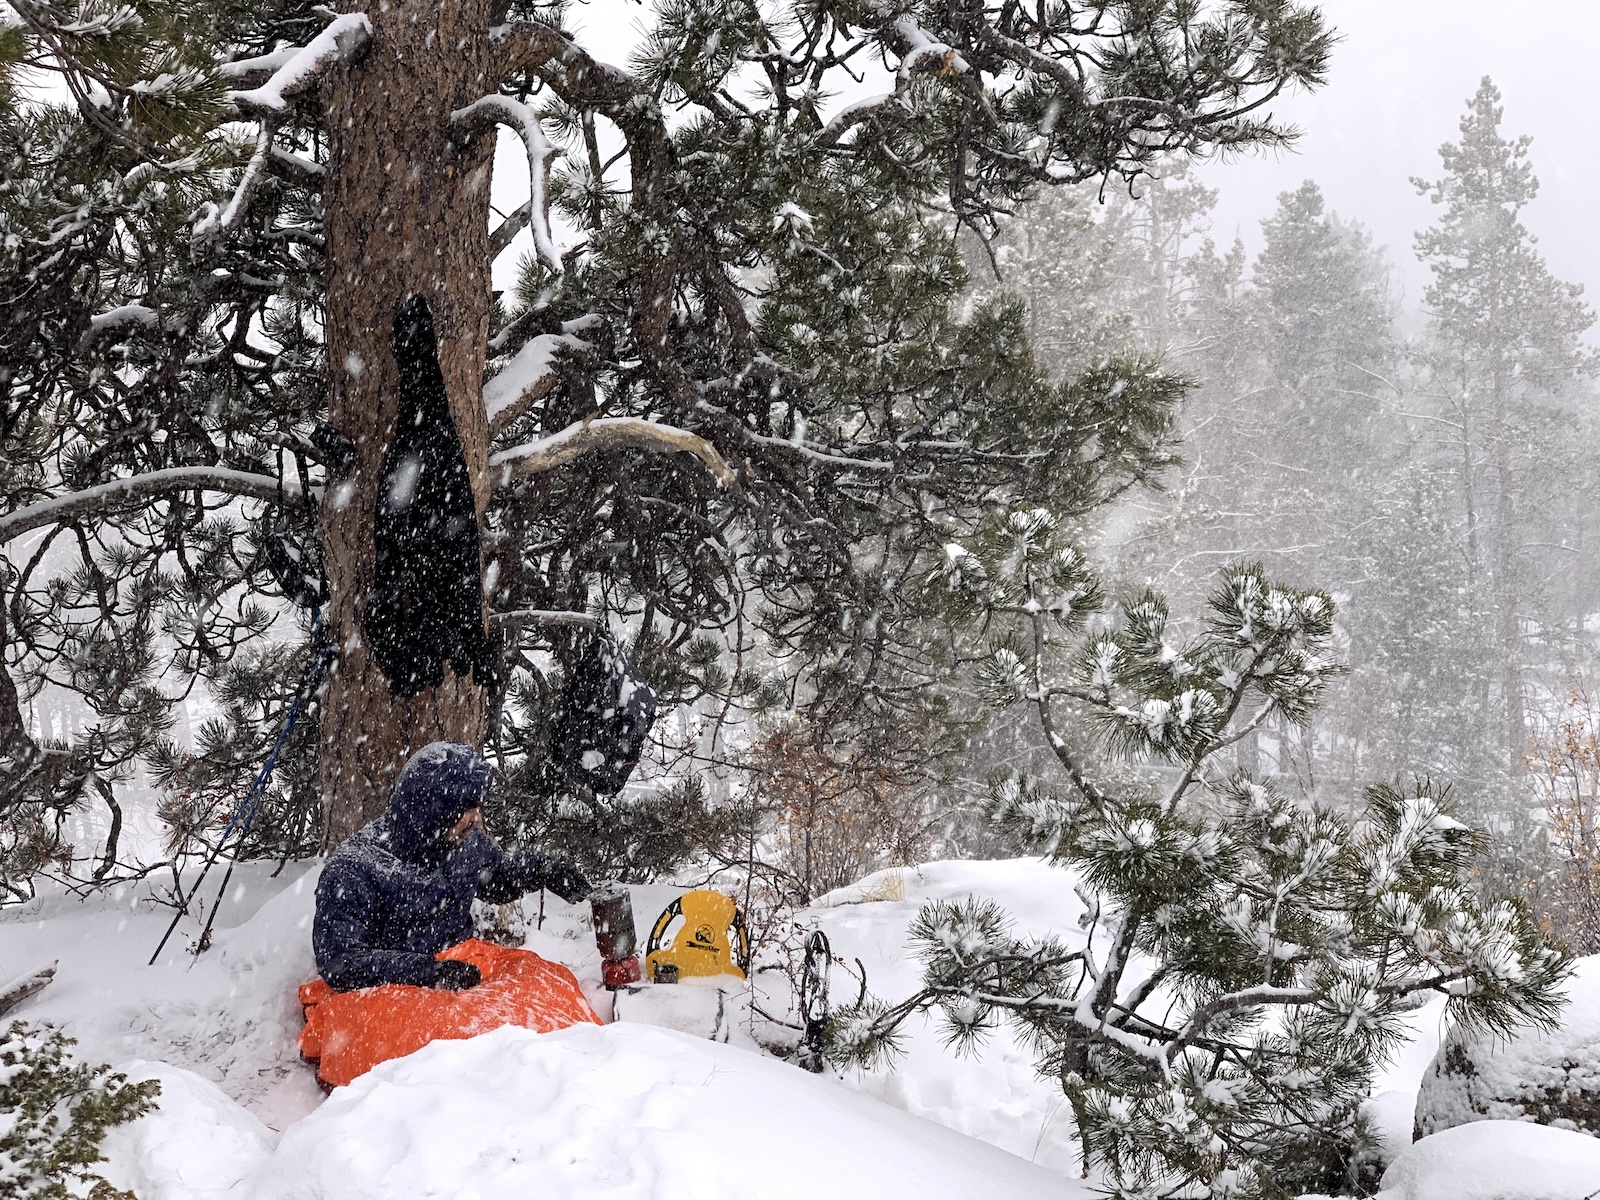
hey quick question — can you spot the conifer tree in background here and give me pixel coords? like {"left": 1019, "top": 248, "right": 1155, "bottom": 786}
{"left": 0, "top": 0, "right": 1337, "bottom": 876}
{"left": 831, "top": 506, "right": 1567, "bottom": 1200}
{"left": 1411, "top": 76, "right": 1596, "bottom": 790}
{"left": 980, "top": 83, "right": 1600, "bottom": 943}
{"left": 1100, "top": 176, "right": 1403, "bottom": 797}
{"left": 1233, "top": 181, "right": 1402, "bottom": 795}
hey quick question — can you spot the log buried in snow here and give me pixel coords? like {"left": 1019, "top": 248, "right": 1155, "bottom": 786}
{"left": 0, "top": 962, "right": 57, "bottom": 1018}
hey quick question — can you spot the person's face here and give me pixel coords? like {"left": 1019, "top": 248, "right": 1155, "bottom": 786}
{"left": 444, "top": 806, "right": 483, "bottom": 845}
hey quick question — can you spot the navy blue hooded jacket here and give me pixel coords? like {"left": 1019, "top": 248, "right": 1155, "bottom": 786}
{"left": 313, "top": 742, "right": 587, "bottom": 990}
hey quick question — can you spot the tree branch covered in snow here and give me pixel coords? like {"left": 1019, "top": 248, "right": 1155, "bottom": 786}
{"left": 490, "top": 417, "right": 736, "bottom": 489}
{"left": 191, "top": 125, "right": 272, "bottom": 242}
{"left": 452, "top": 94, "right": 561, "bottom": 271}
{"left": 0, "top": 467, "right": 304, "bottom": 544}
{"left": 484, "top": 316, "right": 598, "bottom": 437}
{"left": 488, "top": 608, "right": 601, "bottom": 631}
{"left": 226, "top": 12, "right": 370, "bottom": 118}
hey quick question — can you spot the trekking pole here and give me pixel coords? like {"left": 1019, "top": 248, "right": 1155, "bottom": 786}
{"left": 149, "top": 619, "right": 331, "bottom": 965}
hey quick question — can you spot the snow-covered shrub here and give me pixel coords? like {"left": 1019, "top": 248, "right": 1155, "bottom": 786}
{"left": 1416, "top": 954, "right": 1600, "bottom": 1139}
{"left": 831, "top": 507, "right": 1567, "bottom": 1200}
{"left": 0, "top": 1021, "right": 159, "bottom": 1200}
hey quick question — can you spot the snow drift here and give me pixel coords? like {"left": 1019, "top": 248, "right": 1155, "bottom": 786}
{"left": 98, "top": 1022, "right": 1081, "bottom": 1200}
{"left": 1372, "top": 1120, "right": 1600, "bottom": 1200}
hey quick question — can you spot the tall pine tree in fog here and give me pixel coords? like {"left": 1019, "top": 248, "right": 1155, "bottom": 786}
{"left": 1411, "top": 77, "right": 1596, "bottom": 788}
{"left": 1117, "top": 180, "right": 1396, "bottom": 794}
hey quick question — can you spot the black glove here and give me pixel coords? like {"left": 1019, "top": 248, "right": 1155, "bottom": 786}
{"left": 433, "top": 960, "right": 482, "bottom": 991}
{"left": 544, "top": 859, "right": 592, "bottom": 905}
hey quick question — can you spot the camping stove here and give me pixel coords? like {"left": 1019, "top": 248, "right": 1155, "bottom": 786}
{"left": 590, "top": 883, "right": 642, "bottom": 988}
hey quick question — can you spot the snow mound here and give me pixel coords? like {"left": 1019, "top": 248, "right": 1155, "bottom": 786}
{"left": 1373, "top": 1120, "right": 1600, "bottom": 1200}
{"left": 1416, "top": 954, "right": 1600, "bottom": 1137}
{"left": 98, "top": 1061, "right": 276, "bottom": 1200}
{"left": 0, "top": 861, "right": 325, "bottom": 1129}
{"left": 251, "top": 1021, "right": 1081, "bottom": 1200}
{"left": 807, "top": 859, "right": 1091, "bottom": 1174}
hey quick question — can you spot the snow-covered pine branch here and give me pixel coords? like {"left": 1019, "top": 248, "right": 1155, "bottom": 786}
{"left": 192, "top": 125, "right": 272, "bottom": 242}
{"left": 820, "top": 18, "right": 970, "bottom": 145}
{"left": 489, "top": 609, "right": 602, "bottom": 631}
{"left": 195, "top": 13, "right": 369, "bottom": 241}
{"left": 484, "top": 316, "right": 599, "bottom": 437}
{"left": 216, "top": 44, "right": 301, "bottom": 89}
{"left": 452, "top": 95, "right": 561, "bottom": 272}
{"left": 488, "top": 21, "right": 637, "bottom": 111}
{"left": 267, "top": 147, "right": 324, "bottom": 189}
{"left": 0, "top": 467, "right": 307, "bottom": 544}
{"left": 228, "top": 12, "right": 372, "bottom": 118}
{"left": 79, "top": 303, "right": 159, "bottom": 348}
{"left": 489, "top": 417, "right": 736, "bottom": 488}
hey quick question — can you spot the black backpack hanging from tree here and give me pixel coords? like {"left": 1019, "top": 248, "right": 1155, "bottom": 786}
{"left": 553, "top": 633, "right": 657, "bottom": 796}
{"left": 364, "top": 295, "right": 499, "bottom": 696}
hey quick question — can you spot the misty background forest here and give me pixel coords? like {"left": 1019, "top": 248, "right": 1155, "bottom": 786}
{"left": 975, "top": 78, "right": 1600, "bottom": 951}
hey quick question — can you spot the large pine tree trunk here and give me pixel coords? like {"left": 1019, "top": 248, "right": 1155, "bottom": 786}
{"left": 316, "top": 0, "right": 497, "bottom": 846}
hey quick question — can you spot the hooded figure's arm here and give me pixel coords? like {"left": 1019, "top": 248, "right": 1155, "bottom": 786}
{"left": 314, "top": 859, "right": 442, "bottom": 989}
{"left": 468, "top": 834, "right": 591, "bottom": 905}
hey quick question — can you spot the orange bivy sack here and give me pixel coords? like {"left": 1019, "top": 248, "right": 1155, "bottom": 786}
{"left": 298, "top": 938, "right": 603, "bottom": 1088}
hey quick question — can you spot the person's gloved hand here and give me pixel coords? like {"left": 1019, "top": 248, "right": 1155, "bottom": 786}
{"left": 544, "top": 859, "right": 592, "bottom": 905}
{"left": 433, "top": 960, "right": 482, "bottom": 991}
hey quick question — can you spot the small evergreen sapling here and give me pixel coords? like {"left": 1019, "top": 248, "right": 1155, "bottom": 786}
{"left": 0, "top": 1021, "right": 159, "bottom": 1200}
{"left": 829, "top": 508, "right": 1567, "bottom": 1200}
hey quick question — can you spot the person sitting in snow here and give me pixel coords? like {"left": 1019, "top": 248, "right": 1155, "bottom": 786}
{"left": 313, "top": 741, "right": 591, "bottom": 992}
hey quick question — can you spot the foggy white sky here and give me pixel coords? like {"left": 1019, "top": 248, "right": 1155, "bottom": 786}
{"left": 1198, "top": 0, "right": 1600, "bottom": 323}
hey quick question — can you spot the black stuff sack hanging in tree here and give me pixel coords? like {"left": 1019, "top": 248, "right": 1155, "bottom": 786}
{"left": 553, "top": 634, "right": 657, "bottom": 795}
{"left": 260, "top": 513, "right": 325, "bottom": 611}
{"left": 363, "top": 296, "right": 498, "bottom": 696}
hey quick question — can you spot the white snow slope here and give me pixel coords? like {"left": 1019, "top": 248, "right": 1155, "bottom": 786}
{"left": 259, "top": 1022, "right": 1071, "bottom": 1200}
{"left": 95, "top": 1023, "right": 1078, "bottom": 1200}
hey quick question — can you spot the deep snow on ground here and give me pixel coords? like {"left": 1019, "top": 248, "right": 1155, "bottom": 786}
{"left": 254, "top": 1023, "right": 1081, "bottom": 1200}
{"left": 92, "top": 1023, "right": 1081, "bottom": 1200}
{"left": 0, "top": 855, "right": 1571, "bottom": 1200}
{"left": 99, "top": 1061, "right": 277, "bottom": 1200}
{"left": 0, "top": 862, "right": 329, "bottom": 1130}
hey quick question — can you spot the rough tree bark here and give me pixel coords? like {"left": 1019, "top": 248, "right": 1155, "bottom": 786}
{"left": 316, "top": 0, "right": 499, "bottom": 846}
